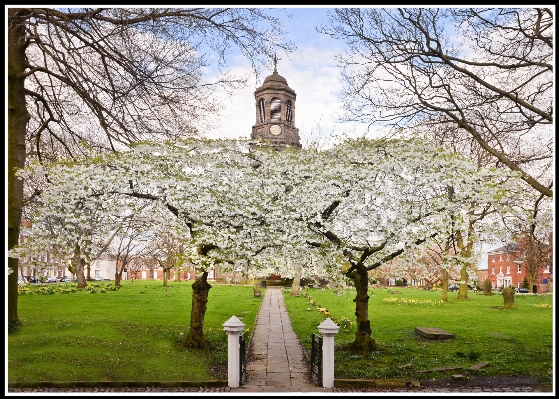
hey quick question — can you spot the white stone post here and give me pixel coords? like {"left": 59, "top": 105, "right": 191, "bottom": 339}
{"left": 318, "top": 317, "right": 340, "bottom": 389}
{"left": 222, "top": 315, "right": 245, "bottom": 388}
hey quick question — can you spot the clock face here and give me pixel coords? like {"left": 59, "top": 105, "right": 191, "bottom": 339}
{"left": 270, "top": 124, "right": 281, "bottom": 136}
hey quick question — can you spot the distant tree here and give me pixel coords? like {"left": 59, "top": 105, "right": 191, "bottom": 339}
{"left": 148, "top": 231, "right": 189, "bottom": 292}
{"left": 127, "top": 256, "right": 152, "bottom": 283}
{"left": 405, "top": 241, "right": 462, "bottom": 302}
{"left": 109, "top": 215, "right": 151, "bottom": 287}
{"left": 322, "top": 8, "right": 553, "bottom": 198}
{"left": 11, "top": 181, "right": 126, "bottom": 289}
{"left": 515, "top": 229, "right": 553, "bottom": 294}
{"left": 8, "top": 7, "right": 293, "bottom": 327}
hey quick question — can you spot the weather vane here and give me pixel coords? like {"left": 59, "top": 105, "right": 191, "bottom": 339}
{"left": 273, "top": 53, "right": 281, "bottom": 72}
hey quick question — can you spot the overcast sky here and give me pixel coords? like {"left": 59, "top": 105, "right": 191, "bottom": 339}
{"left": 205, "top": 7, "right": 365, "bottom": 147}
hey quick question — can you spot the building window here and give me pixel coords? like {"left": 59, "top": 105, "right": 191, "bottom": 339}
{"left": 492, "top": 256, "right": 495, "bottom": 263}
{"left": 258, "top": 99, "right": 265, "bottom": 123}
{"left": 285, "top": 100, "right": 292, "bottom": 124}
{"left": 506, "top": 265, "right": 510, "bottom": 274}
{"left": 518, "top": 265, "right": 522, "bottom": 273}
{"left": 499, "top": 254, "right": 503, "bottom": 262}
{"left": 506, "top": 254, "right": 510, "bottom": 261}
{"left": 499, "top": 266, "right": 502, "bottom": 274}
{"left": 492, "top": 267, "right": 495, "bottom": 275}
{"left": 270, "top": 98, "right": 281, "bottom": 121}
{"left": 544, "top": 265, "right": 550, "bottom": 273}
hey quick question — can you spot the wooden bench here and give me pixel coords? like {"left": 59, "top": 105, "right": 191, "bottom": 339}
{"left": 253, "top": 287, "right": 262, "bottom": 297}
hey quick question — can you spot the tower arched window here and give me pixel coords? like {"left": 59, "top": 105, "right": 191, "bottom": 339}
{"left": 285, "top": 100, "right": 292, "bottom": 124}
{"left": 258, "top": 98, "right": 265, "bottom": 123}
{"left": 270, "top": 98, "right": 281, "bottom": 122}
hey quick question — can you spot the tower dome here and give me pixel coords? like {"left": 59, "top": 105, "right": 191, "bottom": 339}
{"left": 250, "top": 61, "right": 301, "bottom": 150}
{"left": 262, "top": 71, "right": 289, "bottom": 85}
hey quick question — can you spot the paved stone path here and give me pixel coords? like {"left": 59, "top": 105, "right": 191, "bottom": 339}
{"left": 230, "top": 286, "right": 329, "bottom": 393}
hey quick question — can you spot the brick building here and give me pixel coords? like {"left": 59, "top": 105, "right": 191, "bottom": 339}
{"left": 486, "top": 241, "right": 552, "bottom": 293}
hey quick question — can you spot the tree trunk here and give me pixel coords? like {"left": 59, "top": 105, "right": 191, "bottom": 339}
{"left": 456, "top": 230, "right": 473, "bottom": 300}
{"left": 74, "top": 247, "right": 88, "bottom": 288}
{"left": 457, "top": 267, "right": 469, "bottom": 300}
{"left": 183, "top": 270, "right": 212, "bottom": 349}
{"left": 164, "top": 268, "right": 169, "bottom": 296}
{"left": 7, "top": 9, "right": 31, "bottom": 328}
{"left": 529, "top": 270, "right": 537, "bottom": 294}
{"left": 441, "top": 269, "right": 449, "bottom": 303}
{"left": 347, "top": 265, "right": 376, "bottom": 352}
{"left": 290, "top": 271, "right": 301, "bottom": 296}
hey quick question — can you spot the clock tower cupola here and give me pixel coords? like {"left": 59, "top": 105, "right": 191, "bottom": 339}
{"left": 251, "top": 56, "right": 301, "bottom": 149}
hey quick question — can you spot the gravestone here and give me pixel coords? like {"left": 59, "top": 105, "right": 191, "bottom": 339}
{"left": 502, "top": 286, "right": 516, "bottom": 308}
{"left": 415, "top": 327, "right": 455, "bottom": 339}
{"left": 483, "top": 279, "right": 493, "bottom": 296}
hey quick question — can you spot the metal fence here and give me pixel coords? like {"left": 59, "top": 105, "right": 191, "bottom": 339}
{"left": 239, "top": 332, "right": 246, "bottom": 385}
{"left": 310, "top": 333, "right": 323, "bottom": 386}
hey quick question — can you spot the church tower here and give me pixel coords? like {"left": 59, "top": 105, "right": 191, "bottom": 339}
{"left": 251, "top": 56, "right": 301, "bottom": 149}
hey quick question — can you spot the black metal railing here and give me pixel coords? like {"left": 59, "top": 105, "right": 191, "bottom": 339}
{"left": 239, "top": 332, "right": 246, "bottom": 385}
{"left": 310, "top": 333, "right": 323, "bottom": 386}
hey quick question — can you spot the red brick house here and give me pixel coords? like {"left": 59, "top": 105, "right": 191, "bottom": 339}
{"left": 486, "top": 240, "right": 552, "bottom": 293}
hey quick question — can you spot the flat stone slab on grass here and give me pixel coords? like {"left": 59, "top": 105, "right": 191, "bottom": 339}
{"left": 469, "top": 361, "right": 489, "bottom": 371}
{"left": 418, "top": 366, "right": 462, "bottom": 373}
{"left": 415, "top": 326, "right": 455, "bottom": 339}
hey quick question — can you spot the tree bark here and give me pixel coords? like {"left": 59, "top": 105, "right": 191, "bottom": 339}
{"left": 347, "top": 264, "right": 376, "bottom": 352}
{"left": 183, "top": 270, "right": 212, "bottom": 349}
{"left": 290, "top": 271, "right": 301, "bottom": 296}
{"left": 174, "top": 266, "right": 181, "bottom": 282}
{"left": 73, "top": 248, "right": 88, "bottom": 288}
{"left": 441, "top": 269, "right": 449, "bottom": 303}
{"left": 8, "top": 9, "right": 31, "bottom": 327}
{"left": 456, "top": 230, "right": 473, "bottom": 300}
{"left": 457, "top": 268, "right": 470, "bottom": 300}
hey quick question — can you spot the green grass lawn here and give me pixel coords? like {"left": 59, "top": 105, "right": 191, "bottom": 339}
{"left": 8, "top": 280, "right": 263, "bottom": 385}
{"left": 282, "top": 286, "right": 553, "bottom": 385}
{"left": 9, "top": 282, "right": 554, "bottom": 387}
